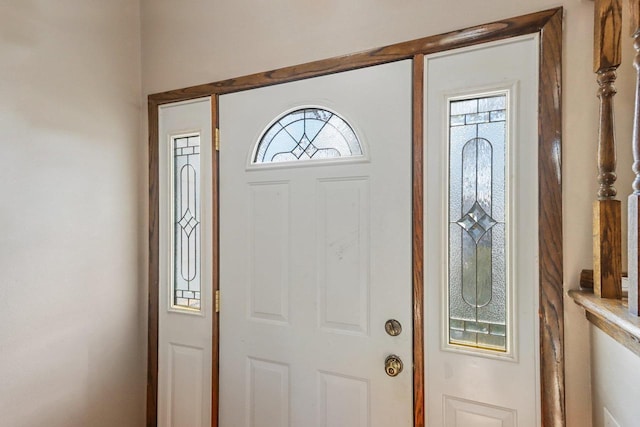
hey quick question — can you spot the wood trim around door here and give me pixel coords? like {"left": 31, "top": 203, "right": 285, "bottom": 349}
{"left": 538, "top": 10, "right": 565, "bottom": 427}
{"left": 147, "top": 98, "right": 160, "bottom": 427}
{"left": 210, "top": 95, "right": 220, "bottom": 427}
{"left": 147, "top": 8, "right": 564, "bottom": 427}
{"left": 412, "top": 53, "right": 425, "bottom": 427}
{"left": 148, "top": 9, "right": 559, "bottom": 105}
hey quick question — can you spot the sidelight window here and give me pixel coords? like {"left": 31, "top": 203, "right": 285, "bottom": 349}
{"left": 171, "top": 134, "right": 202, "bottom": 311}
{"left": 447, "top": 93, "right": 509, "bottom": 352}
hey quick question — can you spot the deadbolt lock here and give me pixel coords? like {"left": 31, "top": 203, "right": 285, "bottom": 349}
{"left": 385, "top": 319, "right": 402, "bottom": 336}
{"left": 384, "top": 354, "right": 403, "bottom": 377}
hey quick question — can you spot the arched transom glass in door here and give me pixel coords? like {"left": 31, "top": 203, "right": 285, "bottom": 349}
{"left": 252, "top": 107, "right": 363, "bottom": 164}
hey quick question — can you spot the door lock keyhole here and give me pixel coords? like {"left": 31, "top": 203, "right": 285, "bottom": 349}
{"left": 384, "top": 354, "right": 403, "bottom": 377}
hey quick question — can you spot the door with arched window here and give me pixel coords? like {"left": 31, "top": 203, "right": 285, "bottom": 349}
{"left": 218, "top": 60, "right": 414, "bottom": 426}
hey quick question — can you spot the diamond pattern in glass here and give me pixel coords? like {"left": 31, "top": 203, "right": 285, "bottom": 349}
{"left": 456, "top": 201, "right": 497, "bottom": 243}
{"left": 178, "top": 209, "right": 200, "bottom": 237}
{"left": 253, "top": 108, "right": 362, "bottom": 164}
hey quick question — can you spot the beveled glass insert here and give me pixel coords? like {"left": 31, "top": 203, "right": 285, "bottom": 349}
{"left": 173, "top": 135, "right": 201, "bottom": 310}
{"left": 448, "top": 94, "right": 507, "bottom": 352}
{"left": 253, "top": 108, "right": 362, "bottom": 164}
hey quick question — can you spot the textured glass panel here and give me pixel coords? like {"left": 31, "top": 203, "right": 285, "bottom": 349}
{"left": 477, "top": 334, "right": 506, "bottom": 350}
{"left": 449, "top": 224, "right": 475, "bottom": 322}
{"left": 461, "top": 229, "right": 477, "bottom": 306}
{"left": 478, "top": 95, "right": 506, "bottom": 112}
{"left": 479, "top": 122, "right": 506, "bottom": 222}
{"left": 450, "top": 115, "right": 466, "bottom": 126}
{"left": 480, "top": 224, "right": 506, "bottom": 324}
{"left": 465, "top": 112, "right": 490, "bottom": 124}
{"left": 460, "top": 142, "right": 477, "bottom": 217}
{"left": 448, "top": 94, "right": 507, "bottom": 352}
{"left": 449, "top": 125, "right": 476, "bottom": 221}
{"left": 450, "top": 99, "right": 478, "bottom": 115}
{"left": 490, "top": 110, "right": 506, "bottom": 122}
{"left": 173, "top": 135, "right": 201, "bottom": 310}
{"left": 253, "top": 108, "right": 363, "bottom": 164}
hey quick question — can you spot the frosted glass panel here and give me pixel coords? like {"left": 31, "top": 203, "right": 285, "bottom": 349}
{"left": 253, "top": 108, "right": 362, "bottom": 164}
{"left": 173, "top": 135, "right": 201, "bottom": 310}
{"left": 448, "top": 94, "right": 507, "bottom": 352}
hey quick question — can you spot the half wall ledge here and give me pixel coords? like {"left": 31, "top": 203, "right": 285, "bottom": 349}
{"left": 569, "top": 289, "right": 640, "bottom": 357}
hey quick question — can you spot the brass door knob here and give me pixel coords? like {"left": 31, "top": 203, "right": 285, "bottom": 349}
{"left": 384, "top": 354, "right": 403, "bottom": 377}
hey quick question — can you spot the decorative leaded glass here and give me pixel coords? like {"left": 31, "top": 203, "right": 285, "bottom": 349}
{"left": 173, "top": 135, "right": 201, "bottom": 310}
{"left": 253, "top": 108, "right": 362, "bottom": 164}
{"left": 448, "top": 94, "right": 508, "bottom": 352}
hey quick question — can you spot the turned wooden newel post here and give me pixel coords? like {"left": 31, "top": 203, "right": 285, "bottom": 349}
{"left": 628, "top": 0, "right": 640, "bottom": 314}
{"left": 593, "top": 0, "right": 623, "bottom": 298}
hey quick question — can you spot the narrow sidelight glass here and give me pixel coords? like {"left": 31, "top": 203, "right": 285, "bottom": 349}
{"left": 448, "top": 94, "right": 508, "bottom": 352}
{"left": 172, "top": 134, "right": 202, "bottom": 310}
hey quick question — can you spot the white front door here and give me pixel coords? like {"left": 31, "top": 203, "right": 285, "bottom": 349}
{"left": 219, "top": 61, "right": 413, "bottom": 426}
{"left": 424, "top": 36, "right": 540, "bottom": 426}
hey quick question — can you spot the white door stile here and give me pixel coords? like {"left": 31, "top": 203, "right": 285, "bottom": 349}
{"left": 158, "top": 97, "right": 213, "bottom": 427}
{"left": 424, "top": 35, "right": 541, "bottom": 427}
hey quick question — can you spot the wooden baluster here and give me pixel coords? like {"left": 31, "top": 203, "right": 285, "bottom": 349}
{"left": 629, "top": 0, "right": 640, "bottom": 314}
{"left": 593, "top": 0, "right": 623, "bottom": 299}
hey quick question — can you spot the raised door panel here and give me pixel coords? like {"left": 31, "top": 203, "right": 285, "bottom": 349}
{"left": 318, "top": 372, "right": 369, "bottom": 427}
{"left": 247, "top": 358, "right": 290, "bottom": 427}
{"left": 168, "top": 344, "right": 205, "bottom": 427}
{"left": 249, "top": 182, "right": 290, "bottom": 325}
{"left": 444, "top": 396, "right": 516, "bottom": 427}
{"left": 317, "top": 178, "right": 370, "bottom": 335}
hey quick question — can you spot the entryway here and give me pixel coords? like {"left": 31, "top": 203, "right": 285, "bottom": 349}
{"left": 148, "top": 9, "right": 564, "bottom": 427}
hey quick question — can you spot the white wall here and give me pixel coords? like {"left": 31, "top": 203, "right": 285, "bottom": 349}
{"left": 140, "top": 1, "right": 640, "bottom": 426}
{"left": 590, "top": 326, "right": 640, "bottom": 427}
{"left": 0, "top": 1, "right": 145, "bottom": 426}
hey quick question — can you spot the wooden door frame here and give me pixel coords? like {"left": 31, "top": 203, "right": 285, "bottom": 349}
{"left": 147, "top": 8, "right": 563, "bottom": 427}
